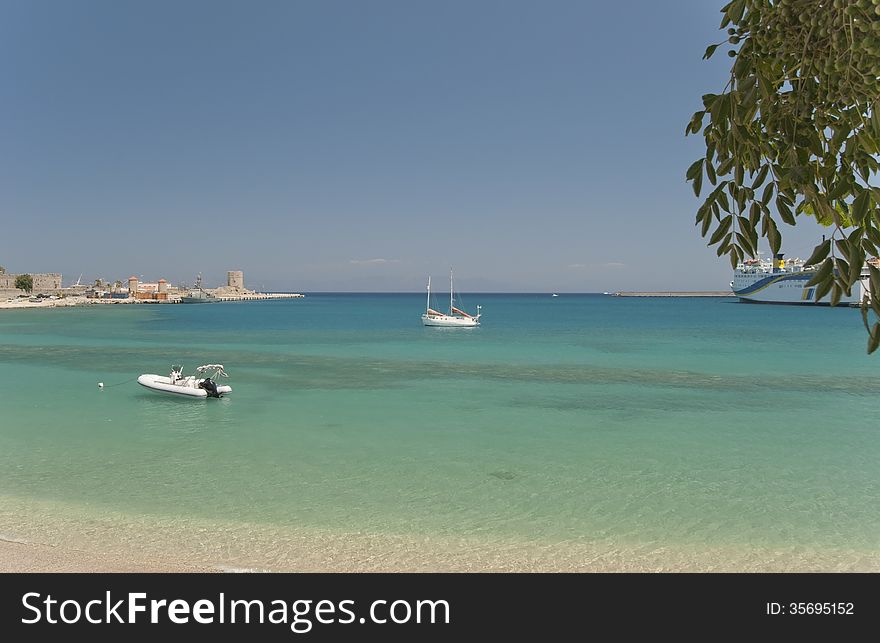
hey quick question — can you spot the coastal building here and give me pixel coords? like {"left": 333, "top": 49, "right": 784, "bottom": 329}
{"left": 129, "top": 276, "right": 171, "bottom": 300}
{"left": 0, "top": 272, "right": 62, "bottom": 292}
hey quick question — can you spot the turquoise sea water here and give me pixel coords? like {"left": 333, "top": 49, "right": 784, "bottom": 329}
{"left": 1, "top": 294, "right": 879, "bottom": 567}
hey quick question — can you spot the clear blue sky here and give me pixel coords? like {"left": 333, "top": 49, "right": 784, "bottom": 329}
{"left": 0, "top": 0, "right": 830, "bottom": 292}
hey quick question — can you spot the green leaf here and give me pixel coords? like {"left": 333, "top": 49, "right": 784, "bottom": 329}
{"left": 726, "top": 0, "right": 745, "bottom": 24}
{"left": 828, "top": 178, "right": 850, "bottom": 201}
{"left": 869, "top": 323, "right": 880, "bottom": 355}
{"left": 735, "top": 185, "right": 747, "bottom": 212}
{"left": 814, "top": 275, "right": 833, "bottom": 302}
{"left": 871, "top": 292, "right": 880, "bottom": 319}
{"left": 849, "top": 255, "right": 864, "bottom": 286}
{"left": 701, "top": 93, "right": 718, "bottom": 110}
{"left": 709, "top": 215, "right": 733, "bottom": 245}
{"left": 757, "top": 73, "right": 773, "bottom": 99}
{"left": 766, "top": 216, "right": 781, "bottom": 254}
{"left": 701, "top": 211, "right": 713, "bottom": 236}
{"left": 869, "top": 264, "right": 880, "bottom": 297}
{"left": 852, "top": 190, "right": 871, "bottom": 224}
{"left": 705, "top": 160, "right": 716, "bottom": 185}
{"left": 692, "top": 171, "right": 703, "bottom": 198}
{"left": 776, "top": 197, "right": 795, "bottom": 225}
{"left": 830, "top": 283, "right": 842, "bottom": 307}
{"left": 872, "top": 102, "right": 880, "bottom": 141}
{"left": 703, "top": 44, "right": 720, "bottom": 60}
{"left": 847, "top": 226, "right": 864, "bottom": 254}
{"left": 806, "top": 258, "right": 833, "bottom": 287}
{"left": 835, "top": 258, "right": 851, "bottom": 283}
{"left": 735, "top": 231, "right": 754, "bottom": 256}
{"left": 804, "top": 239, "right": 831, "bottom": 267}
{"left": 749, "top": 202, "right": 761, "bottom": 228}
{"left": 729, "top": 247, "right": 740, "bottom": 269}
{"left": 751, "top": 165, "right": 769, "bottom": 190}
{"left": 859, "top": 131, "right": 879, "bottom": 156}
{"left": 868, "top": 224, "right": 880, "bottom": 249}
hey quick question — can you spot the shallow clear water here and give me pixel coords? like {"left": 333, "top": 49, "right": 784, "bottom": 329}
{"left": 1, "top": 294, "right": 878, "bottom": 561}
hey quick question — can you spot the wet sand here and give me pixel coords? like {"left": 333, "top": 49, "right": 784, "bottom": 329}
{"left": 2, "top": 496, "right": 877, "bottom": 573}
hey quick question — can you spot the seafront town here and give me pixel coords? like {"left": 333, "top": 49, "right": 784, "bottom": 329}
{"left": 0, "top": 267, "right": 302, "bottom": 309}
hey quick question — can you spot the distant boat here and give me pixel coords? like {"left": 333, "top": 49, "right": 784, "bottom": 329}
{"left": 421, "top": 270, "right": 481, "bottom": 327}
{"left": 180, "top": 275, "right": 219, "bottom": 304}
{"left": 552, "top": 293, "right": 559, "bottom": 297}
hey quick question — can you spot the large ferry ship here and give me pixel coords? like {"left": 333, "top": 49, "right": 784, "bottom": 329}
{"left": 731, "top": 253, "right": 873, "bottom": 305}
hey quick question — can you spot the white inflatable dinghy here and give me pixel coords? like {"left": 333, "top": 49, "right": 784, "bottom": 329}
{"left": 138, "top": 364, "right": 232, "bottom": 398}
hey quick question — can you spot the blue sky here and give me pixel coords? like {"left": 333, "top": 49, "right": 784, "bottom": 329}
{"left": 0, "top": 0, "right": 831, "bottom": 292}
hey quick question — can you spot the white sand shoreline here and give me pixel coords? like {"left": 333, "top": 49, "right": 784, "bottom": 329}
{"left": 0, "top": 293, "right": 303, "bottom": 310}
{"left": 1, "top": 495, "right": 878, "bottom": 573}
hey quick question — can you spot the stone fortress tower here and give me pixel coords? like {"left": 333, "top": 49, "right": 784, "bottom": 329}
{"left": 227, "top": 270, "right": 244, "bottom": 290}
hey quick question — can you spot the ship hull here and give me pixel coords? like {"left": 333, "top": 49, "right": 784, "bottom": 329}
{"left": 732, "top": 272, "right": 866, "bottom": 305}
{"left": 180, "top": 297, "right": 219, "bottom": 303}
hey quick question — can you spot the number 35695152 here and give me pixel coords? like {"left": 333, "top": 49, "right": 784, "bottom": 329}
{"left": 788, "top": 602, "right": 854, "bottom": 615}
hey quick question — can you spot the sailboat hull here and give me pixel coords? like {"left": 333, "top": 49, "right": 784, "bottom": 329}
{"left": 421, "top": 314, "right": 479, "bottom": 327}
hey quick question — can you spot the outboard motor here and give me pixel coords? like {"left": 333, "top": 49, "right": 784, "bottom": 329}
{"left": 199, "top": 378, "right": 221, "bottom": 398}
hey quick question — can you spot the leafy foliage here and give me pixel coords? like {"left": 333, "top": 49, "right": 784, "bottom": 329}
{"left": 687, "top": 0, "right": 880, "bottom": 351}
{"left": 14, "top": 274, "right": 33, "bottom": 293}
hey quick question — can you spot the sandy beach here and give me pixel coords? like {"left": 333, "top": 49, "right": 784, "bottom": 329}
{"left": 0, "top": 295, "right": 96, "bottom": 310}
{"left": 2, "top": 495, "right": 878, "bottom": 573}
{"left": 0, "top": 293, "right": 303, "bottom": 310}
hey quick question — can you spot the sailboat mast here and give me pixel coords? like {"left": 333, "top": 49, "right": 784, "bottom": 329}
{"left": 426, "top": 276, "right": 431, "bottom": 314}
{"left": 446, "top": 268, "right": 451, "bottom": 315}
{"left": 447, "top": 268, "right": 452, "bottom": 315}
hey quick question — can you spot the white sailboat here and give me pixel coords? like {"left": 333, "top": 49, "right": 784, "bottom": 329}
{"left": 421, "top": 270, "right": 481, "bottom": 327}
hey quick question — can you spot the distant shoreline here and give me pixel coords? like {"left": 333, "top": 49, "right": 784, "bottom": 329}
{"left": 0, "top": 292, "right": 303, "bottom": 310}
{"left": 0, "top": 292, "right": 741, "bottom": 310}
{"left": 611, "top": 291, "right": 735, "bottom": 298}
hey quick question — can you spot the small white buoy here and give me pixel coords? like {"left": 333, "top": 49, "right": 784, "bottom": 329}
{"left": 98, "top": 382, "right": 104, "bottom": 388}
